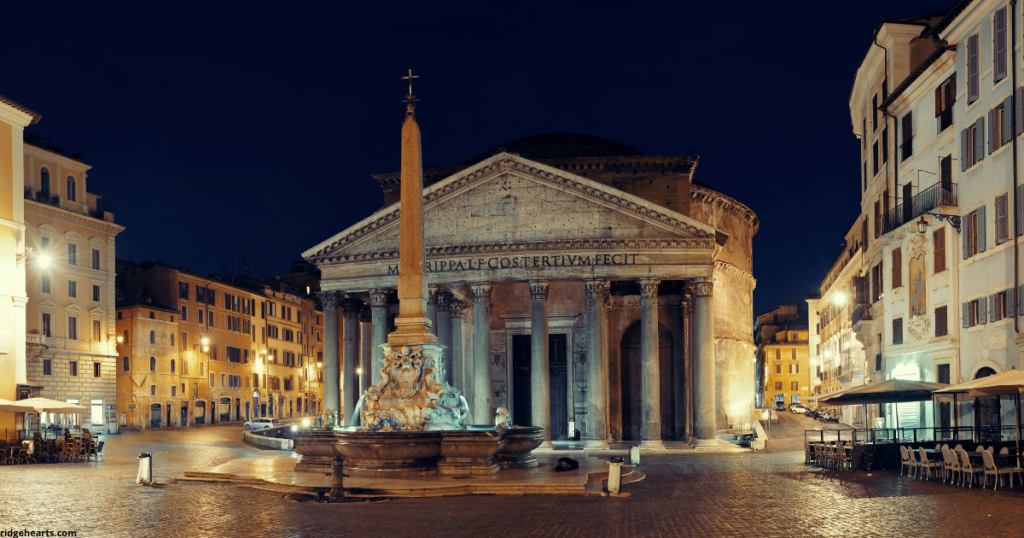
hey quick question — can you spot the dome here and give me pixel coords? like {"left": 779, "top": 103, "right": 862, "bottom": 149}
{"left": 460, "top": 132, "right": 644, "bottom": 165}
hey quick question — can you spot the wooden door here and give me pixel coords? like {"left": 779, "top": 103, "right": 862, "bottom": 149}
{"left": 549, "top": 334, "right": 568, "bottom": 440}
{"left": 512, "top": 335, "right": 532, "bottom": 426}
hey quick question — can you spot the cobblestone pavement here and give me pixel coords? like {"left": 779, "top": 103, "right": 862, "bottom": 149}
{"left": 3, "top": 423, "right": 1024, "bottom": 537}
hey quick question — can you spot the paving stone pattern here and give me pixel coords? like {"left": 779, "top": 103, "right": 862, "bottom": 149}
{"left": 2, "top": 423, "right": 1024, "bottom": 537}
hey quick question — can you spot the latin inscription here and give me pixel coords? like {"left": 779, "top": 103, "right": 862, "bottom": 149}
{"left": 386, "top": 253, "right": 639, "bottom": 275}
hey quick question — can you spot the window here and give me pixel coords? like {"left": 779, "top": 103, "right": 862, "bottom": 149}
{"left": 873, "top": 200, "right": 881, "bottom": 238}
{"left": 789, "top": 364, "right": 798, "bottom": 374}
{"left": 42, "top": 313, "right": 52, "bottom": 337}
{"left": 900, "top": 111, "right": 913, "bottom": 161}
{"left": 892, "top": 247, "right": 902, "bottom": 288}
{"left": 68, "top": 317, "right": 78, "bottom": 340}
{"left": 40, "top": 167, "right": 50, "bottom": 197}
{"left": 151, "top": 385, "right": 156, "bottom": 396}
{"left": 935, "top": 74, "right": 956, "bottom": 132}
{"left": 92, "top": 284, "right": 100, "bottom": 302}
{"left": 934, "top": 228, "right": 946, "bottom": 273}
{"left": 996, "top": 193, "right": 1009, "bottom": 245}
{"left": 123, "top": 357, "right": 130, "bottom": 371}
{"left": 871, "top": 262, "right": 883, "bottom": 303}
{"left": 873, "top": 141, "right": 879, "bottom": 176}
{"left": 149, "top": 312, "right": 154, "bottom": 319}
{"left": 227, "top": 346, "right": 242, "bottom": 363}
{"left": 991, "top": 102, "right": 1010, "bottom": 154}
{"left": 150, "top": 357, "right": 156, "bottom": 371}
{"left": 893, "top": 318, "right": 903, "bottom": 345}
{"left": 963, "top": 297, "right": 988, "bottom": 328}
{"left": 994, "top": 7, "right": 1007, "bottom": 82}
{"left": 69, "top": 361, "right": 78, "bottom": 377}
{"left": 92, "top": 320, "right": 101, "bottom": 342}
{"left": 963, "top": 207, "right": 985, "bottom": 258}
{"left": 66, "top": 176, "right": 76, "bottom": 201}
{"left": 43, "top": 359, "right": 52, "bottom": 375}
{"left": 193, "top": 383, "right": 198, "bottom": 397}
{"left": 123, "top": 329, "right": 128, "bottom": 342}
{"left": 791, "top": 348, "right": 797, "bottom": 360}
{"left": 183, "top": 359, "right": 189, "bottom": 375}
{"left": 179, "top": 281, "right": 189, "bottom": 300}
{"left": 170, "top": 333, "right": 174, "bottom": 347}
{"left": 791, "top": 382, "right": 799, "bottom": 391}
{"left": 775, "top": 364, "right": 781, "bottom": 374}
{"left": 882, "top": 127, "right": 889, "bottom": 164}
{"left": 196, "top": 286, "right": 205, "bottom": 304}
{"left": 171, "top": 359, "right": 176, "bottom": 373}
{"left": 67, "top": 243, "right": 77, "bottom": 266}
{"left": 93, "top": 362, "right": 101, "bottom": 378}
{"left": 994, "top": 290, "right": 1010, "bottom": 322}
{"left": 42, "top": 275, "right": 51, "bottom": 294}
{"left": 182, "top": 332, "right": 187, "bottom": 350}
{"left": 221, "top": 373, "right": 226, "bottom": 387}
{"left": 181, "top": 305, "right": 188, "bottom": 321}
{"left": 149, "top": 331, "right": 155, "bottom": 344}
{"left": 91, "top": 249, "right": 100, "bottom": 270}
{"left": 964, "top": 117, "right": 985, "bottom": 170}
{"left": 872, "top": 94, "right": 878, "bottom": 131}
{"left": 775, "top": 382, "right": 783, "bottom": 391}
{"left": 198, "top": 309, "right": 204, "bottom": 324}
{"left": 210, "top": 373, "right": 215, "bottom": 388}
{"left": 171, "top": 385, "right": 176, "bottom": 397}
{"left": 68, "top": 280, "right": 77, "bottom": 298}
{"left": 967, "top": 33, "right": 980, "bottom": 103}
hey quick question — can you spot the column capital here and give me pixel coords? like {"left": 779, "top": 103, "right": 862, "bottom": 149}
{"left": 369, "top": 288, "right": 391, "bottom": 307}
{"left": 471, "top": 283, "right": 492, "bottom": 303}
{"left": 358, "top": 305, "right": 372, "bottom": 323}
{"left": 637, "top": 278, "right": 661, "bottom": 299}
{"left": 692, "top": 276, "right": 714, "bottom": 297}
{"left": 340, "top": 295, "right": 363, "bottom": 318}
{"left": 316, "top": 290, "right": 341, "bottom": 310}
{"left": 584, "top": 279, "right": 609, "bottom": 299}
{"left": 436, "top": 291, "right": 454, "bottom": 312}
{"left": 428, "top": 286, "right": 439, "bottom": 305}
{"left": 529, "top": 280, "right": 550, "bottom": 300}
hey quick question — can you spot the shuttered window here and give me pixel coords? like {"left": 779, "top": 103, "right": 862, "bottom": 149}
{"left": 873, "top": 141, "right": 879, "bottom": 175}
{"left": 893, "top": 318, "right": 904, "bottom": 345}
{"left": 940, "top": 155, "right": 953, "bottom": 191}
{"left": 873, "top": 94, "right": 879, "bottom": 131}
{"left": 933, "top": 228, "right": 946, "bottom": 273}
{"left": 968, "top": 33, "right": 980, "bottom": 103}
{"left": 882, "top": 127, "right": 889, "bottom": 163}
{"left": 900, "top": 112, "right": 913, "bottom": 161}
{"left": 892, "top": 247, "right": 903, "bottom": 288}
{"left": 775, "top": 348, "right": 781, "bottom": 361}
{"left": 791, "top": 348, "right": 797, "bottom": 360}
{"left": 996, "top": 193, "right": 1009, "bottom": 244}
{"left": 994, "top": 7, "right": 1007, "bottom": 82}
{"left": 935, "top": 74, "right": 956, "bottom": 132}
{"left": 935, "top": 305, "right": 948, "bottom": 337}
{"left": 874, "top": 201, "right": 881, "bottom": 238}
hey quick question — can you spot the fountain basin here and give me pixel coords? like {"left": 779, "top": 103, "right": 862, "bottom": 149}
{"left": 333, "top": 429, "right": 443, "bottom": 479}
{"left": 438, "top": 429, "right": 504, "bottom": 476}
{"left": 293, "top": 430, "right": 339, "bottom": 471}
{"left": 496, "top": 426, "right": 544, "bottom": 469}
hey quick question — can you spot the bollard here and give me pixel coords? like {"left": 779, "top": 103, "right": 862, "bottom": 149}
{"left": 607, "top": 456, "right": 623, "bottom": 495}
{"left": 329, "top": 457, "right": 347, "bottom": 502}
{"left": 629, "top": 445, "right": 640, "bottom": 466}
{"left": 136, "top": 453, "right": 153, "bottom": 484}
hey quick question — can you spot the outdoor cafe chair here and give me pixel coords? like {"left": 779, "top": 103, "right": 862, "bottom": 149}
{"left": 906, "top": 447, "right": 920, "bottom": 479}
{"left": 941, "top": 447, "right": 960, "bottom": 484}
{"left": 981, "top": 450, "right": 1017, "bottom": 489}
{"left": 958, "top": 448, "right": 983, "bottom": 488}
{"left": 999, "top": 447, "right": 1010, "bottom": 455}
{"left": 918, "top": 448, "right": 943, "bottom": 480}
{"left": 838, "top": 442, "right": 853, "bottom": 471}
{"left": 954, "top": 444, "right": 963, "bottom": 451}
{"left": 900, "top": 446, "right": 914, "bottom": 477}
{"left": 987, "top": 446, "right": 996, "bottom": 454}
{"left": 805, "top": 441, "right": 814, "bottom": 464}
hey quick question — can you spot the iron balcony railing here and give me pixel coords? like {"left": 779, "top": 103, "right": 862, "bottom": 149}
{"left": 851, "top": 304, "right": 872, "bottom": 324}
{"left": 883, "top": 182, "right": 957, "bottom": 234}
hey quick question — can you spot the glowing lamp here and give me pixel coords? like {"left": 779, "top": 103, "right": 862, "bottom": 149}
{"left": 116, "top": 335, "right": 124, "bottom": 344}
{"left": 36, "top": 251, "right": 52, "bottom": 269}
{"left": 356, "top": 367, "right": 363, "bottom": 375}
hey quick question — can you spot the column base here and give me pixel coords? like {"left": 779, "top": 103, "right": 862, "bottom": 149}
{"left": 585, "top": 439, "right": 610, "bottom": 450}
{"left": 694, "top": 438, "right": 719, "bottom": 450}
{"left": 639, "top": 440, "right": 664, "bottom": 450}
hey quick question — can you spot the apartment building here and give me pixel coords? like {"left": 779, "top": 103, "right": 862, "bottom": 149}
{"left": 755, "top": 303, "right": 811, "bottom": 408}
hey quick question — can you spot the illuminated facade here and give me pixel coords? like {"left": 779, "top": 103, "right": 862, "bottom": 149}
{"left": 755, "top": 303, "right": 810, "bottom": 408}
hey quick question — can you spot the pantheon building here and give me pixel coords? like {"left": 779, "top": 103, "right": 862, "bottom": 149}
{"left": 304, "top": 133, "right": 757, "bottom": 445}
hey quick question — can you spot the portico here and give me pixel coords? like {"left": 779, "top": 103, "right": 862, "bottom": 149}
{"left": 304, "top": 153, "right": 728, "bottom": 443}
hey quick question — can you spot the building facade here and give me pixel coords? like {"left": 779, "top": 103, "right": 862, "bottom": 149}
{"left": 0, "top": 94, "right": 38, "bottom": 434}
{"left": 755, "top": 303, "right": 811, "bottom": 408}
{"left": 21, "top": 134, "right": 124, "bottom": 433}
{"left": 304, "top": 131, "right": 759, "bottom": 444}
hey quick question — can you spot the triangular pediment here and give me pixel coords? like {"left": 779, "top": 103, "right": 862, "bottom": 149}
{"left": 304, "top": 153, "right": 718, "bottom": 265}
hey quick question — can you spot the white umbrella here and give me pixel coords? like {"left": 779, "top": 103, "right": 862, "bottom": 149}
{"left": 0, "top": 398, "right": 89, "bottom": 438}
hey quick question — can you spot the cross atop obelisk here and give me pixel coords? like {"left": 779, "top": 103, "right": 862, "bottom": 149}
{"left": 388, "top": 69, "right": 436, "bottom": 346}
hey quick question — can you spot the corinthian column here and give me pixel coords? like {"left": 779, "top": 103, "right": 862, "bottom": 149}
{"left": 359, "top": 306, "right": 372, "bottom": 396}
{"left": 368, "top": 289, "right": 390, "bottom": 387}
{"left": 341, "top": 297, "right": 361, "bottom": 425}
{"left": 692, "top": 276, "right": 717, "bottom": 446}
{"left": 472, "top": 284, "right": 492, "bottom": 424}
{"left": 529, "top": 280, "right": 551, "bottom": 445}
{"left": 317, "top": 290, "right": 341, "bottom": 422}
{"left": 427, "top": 286, "right": 439, "bottom": 335}
{"left": 585, "top": 280, "right": 610, "bottom": 448}
{"left": 638, "top": 278, "right": 663, "bottom": 448}
{"left": 436, "top": 291, "right": 454, "bottom": 385}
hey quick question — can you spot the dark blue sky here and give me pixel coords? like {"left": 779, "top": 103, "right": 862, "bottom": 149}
{"left": 4, "top": 0, "right": 948, "bottom": 316}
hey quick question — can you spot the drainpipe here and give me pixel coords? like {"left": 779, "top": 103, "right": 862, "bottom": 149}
{"left": 873, "top": 34, "right": 895, "bottom": 216}
{"left": 1013, "top": 0, "right": 1021, "bottom": 336}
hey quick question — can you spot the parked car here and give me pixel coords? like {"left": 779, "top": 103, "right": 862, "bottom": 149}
{"left": 773, "top": 401, "right": 786, "bottom": 412}
{"left": 788, "top": 403, "right": 809, "bottom": 414}
{"left": 244, "top": 418, "right": 279, "bottom": 430}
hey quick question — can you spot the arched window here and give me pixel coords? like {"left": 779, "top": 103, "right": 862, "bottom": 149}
{"left": 40, "top": 167, "right": 50, "bottom": 197}
{"left": 123, "top": 357, "right": 130, "bottom": 371}
{"left": 170, "top": 333, "right": 175, "bottom": 347}
{"left": 150, "top": 331, "right": 155, "bottom": 344}
{"left": 66, "top": 176, "right": 77, "bottom": 202}
{"left": 171, "top": 359, "right": 176, "bottom": 373}
{"left": 123, "top": 329, "right": 128, "bottom": 342}
{"left": 150, "top": 357, "right": 156, "bottom": 371}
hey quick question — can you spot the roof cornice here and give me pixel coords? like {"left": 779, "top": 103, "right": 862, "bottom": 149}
{"left": 25, "top": 200, "right": 124, "bottom": 235}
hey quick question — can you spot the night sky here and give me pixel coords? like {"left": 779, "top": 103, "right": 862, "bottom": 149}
{"left": 4, "top": 0, "right": 948, "bottom": 316}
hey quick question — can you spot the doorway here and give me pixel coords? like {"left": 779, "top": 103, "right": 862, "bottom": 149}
{"left": 149, "top": 404, "right": 162, "bottom": 428}
{"left": 194, "top": 402, "right": 206, "bottom": 425}
{"left": 167, "top": 405, "right": 172, "bottom": 427}
{"left": 511, "top": 334, "right": 569, "bottom": 439}
{"left": 620, "top": 321, "right": 674, "bottom": 441}
{"left": 181, "top": 404, "right": 188, "bottom": 427}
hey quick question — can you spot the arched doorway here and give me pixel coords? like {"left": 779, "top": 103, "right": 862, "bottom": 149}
{"left": 194, "top": 401, "right": 206, "bottom": 425}
{"left": 149, "top": 404, "right": 162, "bottom": 428}
{"left": 620, "top": 321, "right": 674, "bottom": 441}
{"left": 219, "top": 398, "right": 231, "bottom": 423}
{"left": 974, "top": 367, "right": 1000, "bottom": 442}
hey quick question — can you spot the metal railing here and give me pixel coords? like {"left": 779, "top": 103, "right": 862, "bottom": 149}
{"left": 851, "top": 304, "right": 872, "bottom": 324}
{"left": 883, "top": 183, "right": 957, "bottom": 234}
{"left": 805, "top": 425, "right": 1024, "bottom": 446}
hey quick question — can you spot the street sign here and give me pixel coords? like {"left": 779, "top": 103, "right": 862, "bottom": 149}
{"left": 129, "top": 404, "right": 137, "bottom": 409}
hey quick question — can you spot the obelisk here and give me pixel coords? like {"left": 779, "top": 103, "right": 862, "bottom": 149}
{"left": 388, "top": 72, "right": 437, "bottom": 348}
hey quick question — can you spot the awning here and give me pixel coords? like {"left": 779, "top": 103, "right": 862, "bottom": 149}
{"left": 933, "top": 370, "right": 1024, "bottom": 399}
{"left": 806, "top": 387, "right": 854, "bottom": 402}
{"left": 0, "top": 397, "right": 89, "bottom": 414}
{"left": 819, "top": 379, "right": 948, "bottom": 406}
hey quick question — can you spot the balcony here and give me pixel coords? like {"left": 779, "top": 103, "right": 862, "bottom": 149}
{"left": 883, "top": 183, "right": 957, "bottom": 234}
{"left": 851, "top": 304, "right": 872, "bottom": 324}
{"left": 24, "top": 188, "right": 61, "bottom": 207}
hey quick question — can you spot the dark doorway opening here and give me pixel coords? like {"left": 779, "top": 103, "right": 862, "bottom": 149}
{"left": 181, "top": 404, "right": 188, "bottom": 427}
{"left": 167, "top": 405, "right": 172, "bottom": 427}
{"left": 194, "top": 402, "right": 206, "bottom": 425}
{"left": 149, "top": 404, "right": 162, "bottom": 428}
{"left": 620, "top": 321, "right": 675, "bottom": 441}
{"left": 511, "top": 333, "right": 569, "bottom": 440}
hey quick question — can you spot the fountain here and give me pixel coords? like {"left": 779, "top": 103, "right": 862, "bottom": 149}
{"left": 294, "top": 73, "right": 543, "bottom": 479}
